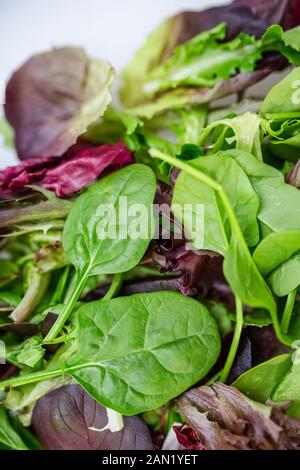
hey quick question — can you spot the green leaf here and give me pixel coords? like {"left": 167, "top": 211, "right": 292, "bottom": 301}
{"left": 63, "top": 163, "right": 156, "bottom": 276}
{"left": 142, "top": 23, "right": 261, "bottom": 97}
{"left": 268, "top": 253, "right": 300, "bottom": 297}
{"left": 1, "top": 292, "right": 221, "bottom": 416}
{"left": 222, "top": 149, "right": 300, "bottom": 234}
{"left": 67, "top": 292, "right": 220, "bottom": 414}
{"left": 199, "top": 112, "right": 262, "bottom": 159}
{"left": 261, "top": 67, "right": 300, "bottom": 118}
{"left": 273, "top": 350, "right": 300, "bottom": 404}
{"left": 233, "top": 354, "right": 292, "bottom": 402}
{"left": 172, "top": 153, "right": 260, "bottom": 254}
{"left": 0, "top": 406, "right": 28, "bottom": 450}
{"left": 45, "top": 164, "right": 157, "bottom": 341}
{"left": 150, "top": 148, "right": 288, "bottom": 345}
{"left": 253, "top": 230, "right": 300, "bottom": 276}
{"left": 0, "top": 260, "right": 19, "bottom": 289}
{"left": 7, "top": 335, "right": 45, "bottom": 369}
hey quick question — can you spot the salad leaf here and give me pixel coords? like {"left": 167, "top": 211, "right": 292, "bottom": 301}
{"left": 178, "top": 382, "right": 300, "bottom": 450}
{"left": 120, "top": 0, "right": 299, "bottom": 107}
{"left": 172, "top": 153, "right": 260, "bottom": 254}
{"left": 32, "top": 385, "right": 154, "bottom": 450}
{"left": 142, "top": 23, "right": 263, "bottom": 97}
{"left": 253, "top": 230, "right": 300, "bottom": 276}
{"left": 66, "top": 292, "right": 220, "bottom": 414}
{"left": 0, "top": 406, "right": 28, "bottom": 450}
{"left": 0, "top": 142, "right": 132, "bottom": 197}
{"left": 44, "top": 163, "right": 156, "bottom": 340}
{"left": 0, "top": 292, "right": 221, "bottom": 415}
{"left": 268, "top": 253, "right": 300, "bottom": 296}
{"left": 233, "top": 354, "right": 292, "bottom": 402}
{"left": 126, "top": 70, "right": 271, "bottom": 119}
{"left": 5, "top": 47, "right": 114, "bottom": 160}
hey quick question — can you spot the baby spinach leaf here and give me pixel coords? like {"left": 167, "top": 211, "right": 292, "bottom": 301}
{"left": 253, "top": 230, "right": 300, "bottom": 276}
{"left": 45, "top": 164, "right": 156, "bottom": 341}
{"left": 221, "top": 149, "right": 300, "bottom": 234}
{"left": 63, "top": 163, "right": 156, "bottom": 276}
{"left": 233, "top": 354, "right": 292, "bottom": 402}
{"left": 260, "top": 67, "right": 300, "bottom": 118}
{"left": 268, "top": 253, "right": 300, "bottom": 297}
{"left": 67, "top": 292, "right": 221, "bottom": 414}
{"left": 172, "top": 153, "right": 260, "bottom": 254}
{"left": 272, "top": 349, "right": 300, "bottom": 406}
{"left": 151, "top": 149, "right": 289, "bottom": 345}
{"left": 0, "top": 292, "right": 221, "bottom": 416}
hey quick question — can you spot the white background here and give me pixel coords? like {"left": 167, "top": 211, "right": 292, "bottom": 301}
{"left": 0, "top": 0, "right": 228, "bottom": 167}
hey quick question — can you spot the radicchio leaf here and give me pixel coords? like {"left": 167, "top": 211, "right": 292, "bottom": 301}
{"left": 173, "top": 425, "right": 204, "bottom": 450}
{"left": 32, "top": 385, "right": 155, "bottom": 450}
{"left": 178, "top": 382, "right": 300, "bottom": 450}
{"left": 0, "top": 141, "right": 132, "bottom": 197}
{"left": 5, "top": 47, "right": 114, "bottom": 160}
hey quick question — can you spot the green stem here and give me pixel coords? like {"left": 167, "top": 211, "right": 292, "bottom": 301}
{"left": 150, "top": 148, "right": 291, "bottom": 346}
{"left": 281, "top": 288, "right": 297, "bottom": 334}
{"left": 43, "top": 270, "right": 88, "bottom": 343}
{"left": 102, "top": 273, "right": 123, "bottom": 301}
{"left": 0, "top": 362, "right": 97, "bottom": 391}
{"left": 220, "top": 297, "right": 243, "bottom": 383}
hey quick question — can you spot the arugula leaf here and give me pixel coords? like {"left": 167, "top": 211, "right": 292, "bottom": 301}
{"left": 44, "top": 164, "right": 156, "bottom": 341}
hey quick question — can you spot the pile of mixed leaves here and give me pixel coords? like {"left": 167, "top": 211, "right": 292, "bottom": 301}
{"left": 1, "top": 0, "right": 300, "bottom": 451}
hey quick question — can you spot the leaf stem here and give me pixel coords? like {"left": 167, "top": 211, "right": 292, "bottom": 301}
{"left": 281, "top": 288, "right": 297, "bottom": 334}
{"left": 43, "top": 270, "right": 88, "bottom": 343}
{"left": 0, "top": 362, "right": 97, "bottom": 391}
{"left": 220, "top": 297, "right": 243, "bottom": 383}
{"left": 102, "top": 273, "right": 123, "bottom": 301}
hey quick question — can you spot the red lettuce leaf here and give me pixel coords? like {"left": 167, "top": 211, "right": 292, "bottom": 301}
{"left": 5, "top": 47, "right": 114, "bottom": 160}
{"left": 32, "top": 385, "right": 155, "bottom": 450}
{"left": 235, "top": 0, "right": 300, "bottom": 30}
{"left": 173, "top": 425, "right": 204, "bottom": 450}
{"left": 178, "top": 382, "right": 300, "bottom": 450}
{"left": 0, "top": 141, "right": 132, "bottom": 197}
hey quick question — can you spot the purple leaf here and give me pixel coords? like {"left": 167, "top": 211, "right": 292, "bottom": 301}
{"left": 178, "top": 382, "right": 300, "bottom": 450}
{"left": 5, "top": 47, "right": 114, "bottom": 160}
{"left": 0, "top": 141, "right": 132, "bottom": 197}
{"left": 32, "top": 385, "right": 155, "bottom": 450}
